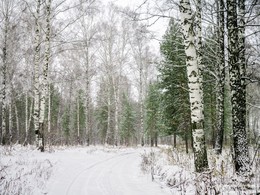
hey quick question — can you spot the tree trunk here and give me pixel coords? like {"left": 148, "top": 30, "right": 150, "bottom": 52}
{"left": 84, "top": 44, "right": 90, "bottom": 146}
{"left": 113, "top": 83, "right": 119, "bottom": 146}
{"left": 139, "top": 59, "right": 144, "bottom": 146}
{"left": 33, "top": 0, "right": 42, "bottom": 151}
{"left": 14, "top": 102, "right": 19, "bottom": 144}
{"left": 24, "top": 93, "right": 33, "bottom": 145}
{"left": 105, "top": 87, "right": 112, "bottom": 145}
{"left": 47, "top": 84, "right": 51, "bottom": 133}
{"left": 8, "top": 103, "right": 12, "bottom": 145}
{"left": 227, "top": 0, "right": 250, "bottom": 175}
{"left": 215, "top": 0, "right": 225, "bottom": 154}
{"left": 1, "top": 10, "right": 8, "bottom": 145}
{"left": 39, "top": 0, "right": 51, "bottom": 152}
{"left": 179, "top": 0, "right": 208, "bottom": 172}
{"left": 77, "top": 95, "right": 80, "bottom": 144}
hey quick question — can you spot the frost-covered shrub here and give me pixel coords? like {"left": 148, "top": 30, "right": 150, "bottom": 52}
{"left": 0, "top": 145, "right": 53, "bottom": 195}
{"left": 140, "top": 146, "right": 260, "bottom": 194}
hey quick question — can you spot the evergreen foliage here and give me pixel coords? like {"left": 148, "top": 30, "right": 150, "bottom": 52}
{"left": 120, "top": 93, "right": 135, "bottom": 145}
{"left": 202, "top": 27, "right": 218, "bottom": 146}
{"left": 145, "top": 83, "right": 161, "bottom": 146}
{"left": 62, "top": 106, "right": 70, "bottom": 141}
{"left": 49, "top": 84, "right": 61, "bottom": 131}
{"left": 158, "top": 19, "right": 191, "bottom": 139}
{"left": 73, "top": 90, "right": 86, "bottom": 138}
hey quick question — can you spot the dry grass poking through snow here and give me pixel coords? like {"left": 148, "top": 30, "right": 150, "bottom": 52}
{"left": 140, "top": 146, "right": 260, "bottom": 195}
{"left": 0, "top": 145, "right": 53, "bottom": 195}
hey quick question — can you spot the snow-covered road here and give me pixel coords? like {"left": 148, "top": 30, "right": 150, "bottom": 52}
{"left": 46, "top": 147, "right": 172, "bottom": 195}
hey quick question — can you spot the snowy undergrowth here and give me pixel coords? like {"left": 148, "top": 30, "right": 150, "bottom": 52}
{"left": 0, "top": 145, "right": 53, "bottom": 195}
{"left": 140, "top": 146, "right": 260, "bottom": 195}
{"left": 0, "top": 144, "right": 137, "bottom": 195}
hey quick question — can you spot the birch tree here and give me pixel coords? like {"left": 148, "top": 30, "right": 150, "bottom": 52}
{"left": 179, "top": 0, "right": 208, "bottom": 172}
{"left": 1, "top": 1, "right": 9, "bottom": 145}
{"left": 130, "top": 24, "right": 152, "bottom": 146}
{"left": 33, "top": 0, "right": 43, "bottom": 151}
{"left": 227, "top": 0, "right": 250, "bottom": 175}
{"left": 77, "top": 0, "right": 99, "bottom": 145}
{"left": 215, "top": 0, "right": 226, "bottom": 154}
{"left": 38, "top": 0, "right": 52, "bottom": 151}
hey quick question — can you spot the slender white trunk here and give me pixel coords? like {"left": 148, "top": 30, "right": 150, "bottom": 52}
{"left": 179, "top": 0, "right": 208, "bottom": 172}
{"left": 1, "top": 11, "right": 8, "bottom": 145}
{"left": 38, "top": 0, "right": 51, "bottom": 151}
{"left": 24, "top": 93, "right": 33, "bottom": 145}
{"left": 33, "top": 0, "right": 41, "bottom": 150}
{"left": 105, "top": 87, "right": 112, "bottom": 145}
{"left": 77, "top": 95, "right": 80, "bottom": 143}
{"left": 114, "top": 85, "right": 119, "bottom": 146}
{"left": 14, "top": 102, "right": 19, "bottom": 144}
{"left": 24, "top": 92, "right": 28, "bottom": 144}
{"left": 85, "top": 45, "right": 90, "bottom": 145}
{"left": 47, "top": 84, "right": 51, "bottom": 133}
{"left": 196, "top": 0, "right": 204, "bottom": 107}
{"left": 139, "top": 58, "right": 144, "bottom": 146}
{"left": 8, "top": 103, "right": 12, "bottom": 144}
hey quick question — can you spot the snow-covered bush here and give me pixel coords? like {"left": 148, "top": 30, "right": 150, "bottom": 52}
{"left": 0, "top": 145, "right": 53, "bottom": 195}
{"left": 140, "top": 146, "right": 260, "bottom": 194}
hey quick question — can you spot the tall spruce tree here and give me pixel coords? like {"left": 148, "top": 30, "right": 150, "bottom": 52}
{"left": 120, "top": 93, "right": 135, "bottom": 146}
{"left": 159, "top": 18, "right": 191, "bottom": 147}
{"left": 145, "top": 83, "right": 161, "bottom": 147}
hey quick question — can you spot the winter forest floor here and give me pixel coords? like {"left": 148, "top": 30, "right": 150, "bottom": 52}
{"left": 0, "top": 145, "right": 259, "bottom": 195}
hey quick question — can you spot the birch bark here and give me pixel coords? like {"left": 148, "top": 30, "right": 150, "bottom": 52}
{"left": 179, "top": 0, "right": 208, "bottom": 172}
{"left": 227, "top": 0, "right": 250, "bottom": 175}
{"left": 38, "top": 0, "right": 51, "bottom": 151}
{"left": 33, "top": 0, "right": 42, "bottom": 151}
{"left": 14, "top": 102, "right": 19, "bottom": 144}
{"left": 215, "top": 0, "right": 226, "bottom": 154}
{"left": 1, "top": 4, "right": 8, "bottom": 145}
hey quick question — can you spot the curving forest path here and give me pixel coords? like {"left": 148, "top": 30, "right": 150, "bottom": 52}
{"left": 46, "top": 147, "right": 172, "bottom": 195}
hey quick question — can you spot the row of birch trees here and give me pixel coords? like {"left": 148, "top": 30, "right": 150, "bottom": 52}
{"left": 0, "top": 0, "right": 158, "bottom": 149}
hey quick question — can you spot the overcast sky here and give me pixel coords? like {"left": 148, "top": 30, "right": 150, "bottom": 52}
{"left": 112, "top": 0, "right": 170, "bottom": 50}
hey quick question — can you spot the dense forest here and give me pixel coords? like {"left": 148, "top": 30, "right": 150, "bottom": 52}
{"left": 0, "top": 0, "right": 259, "bottom": 176}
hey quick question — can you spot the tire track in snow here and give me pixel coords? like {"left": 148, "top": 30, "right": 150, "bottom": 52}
{"left": 65, "top": 152, "right": 134, "bottom": 195}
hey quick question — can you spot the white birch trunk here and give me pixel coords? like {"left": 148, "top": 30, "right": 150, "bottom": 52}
{"left": 179, "top": 0, "right": 208, "bottom": 172}
{"left": 195, "top": 0, "right": 204, "bottom": 109}
{"left": 38, "top": 0, "right": 51, "bottom": 151}
{"left": 8, "top": 103, "right": 12, "bottom": 144}
{"left": 139, "top": 57, "right": 144, "bottom": 146}
{"left": 33, "top": 0, "right": 43, "bottom": 151}
{"left": 105, "top": 86, "right": 112, "bottom": 145}
{"left": 113, "top": 82, "right": 119, "bottom": 146}
{"left": 14, "top": 102, "right": 19, "bottom": 144}
{"left": 47, "top": 84, "right": 51, "bottom": 133}
{"left": 24, "top": 92, "right": 28, "bottom": 145}
{"left": 24, "top": 93, "right": 33, "bottom": 145}
{"left": 84, "top": 45, "right": 90, "bottom": 146}
{"left": 77, "top": 95, "right": 80, "bottom": 144}
{"left": 1, "top": 10, "right": 8, "bottom": 145}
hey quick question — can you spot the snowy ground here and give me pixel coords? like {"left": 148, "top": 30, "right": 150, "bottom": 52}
{"left": 0, "top": 145, "right": 259, "bottom": 195}
{"left": 0, "top": 145, "right": 172, "bottom": 195}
